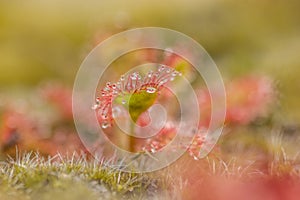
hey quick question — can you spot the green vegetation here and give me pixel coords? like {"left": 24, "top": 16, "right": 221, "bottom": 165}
{"left": 0, "top": 151, "right": 158, "bottom": 200}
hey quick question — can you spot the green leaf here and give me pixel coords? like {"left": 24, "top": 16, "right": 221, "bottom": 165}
{"left": 114, "top": 87, "right": 158, "bottom": 123}
{"left": 114, "top": 90, "right": 158, "bottom": 122}
{"left": 128, "top": 90, "right": 157, "bottom": 122}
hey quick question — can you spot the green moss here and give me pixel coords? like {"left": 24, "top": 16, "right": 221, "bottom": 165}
{"left": 0, "top": 152, "right": 158, "bottom": 200}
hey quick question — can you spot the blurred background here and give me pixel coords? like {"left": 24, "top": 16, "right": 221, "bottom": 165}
{"left": 0, "top": 0, "right": 300, "bottom": 156}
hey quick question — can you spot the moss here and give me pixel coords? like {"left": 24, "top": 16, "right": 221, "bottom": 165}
{"left": 0, "top": 152, "right": 158, "bottom": 200}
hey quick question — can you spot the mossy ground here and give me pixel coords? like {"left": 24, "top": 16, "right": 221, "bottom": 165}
{"left": 1, "top": 127, "right": 300, "bottom": 200}
{"left": 0, "top": 151, "right": 160, "bottom": 200}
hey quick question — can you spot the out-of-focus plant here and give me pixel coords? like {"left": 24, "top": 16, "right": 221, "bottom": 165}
{"left": 0, "top": 73, "right": 275, "bottom": 159}
{"left": 40, "top": 82, "right": 73, "bottom": 120}
{"left": 94, "top": 59, "right": 276, "bottom": 159}
{"left": 198, "top": 76, "right": 275, "bottom": 128}
{"left": 0, "top": 84, "right": 84, "bottom": 157}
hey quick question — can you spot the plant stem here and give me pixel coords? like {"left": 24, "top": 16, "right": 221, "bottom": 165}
{"left": 129, "top": 122, "right": 135, "bottom": 152}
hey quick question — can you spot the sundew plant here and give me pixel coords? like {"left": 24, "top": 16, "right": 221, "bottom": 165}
{"left": 93, "top": 65, "right": 185, "bottom": 153}
{"left": 2, "top": 1, "right": 300, "bottom": 198}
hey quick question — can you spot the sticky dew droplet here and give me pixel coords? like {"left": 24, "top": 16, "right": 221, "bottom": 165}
{"left": 146, "top": 87, "right": 157, "bottom": 93}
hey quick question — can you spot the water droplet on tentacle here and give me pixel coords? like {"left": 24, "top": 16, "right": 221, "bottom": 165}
{"left": 120, "top": 75, "right": 125, "bottom": 81}
{"left": 158, "top": 65, "right": 165, "bottom": 72}
{"left": 130, "top": 72, "right": 139, "bottom": 80}
{"left": 101, "top": 122, "right": 110, "bottom": 129}
{"left": 91, "top": 104, "right": 99, "bottom": 110}
{"left": 101, "top": 114, "right": 108, "bottom": 119}
{"left": 103, "top": 86, "right": 110, "bottom": 92}
{"left": 147, "top": 71, "right": 153, "bottom": 78}
{"left": 172, "top": 71, "right": 178, "bottom": 76}
{"left": 146, "top": 87, "right": 157, "bottom": 93}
